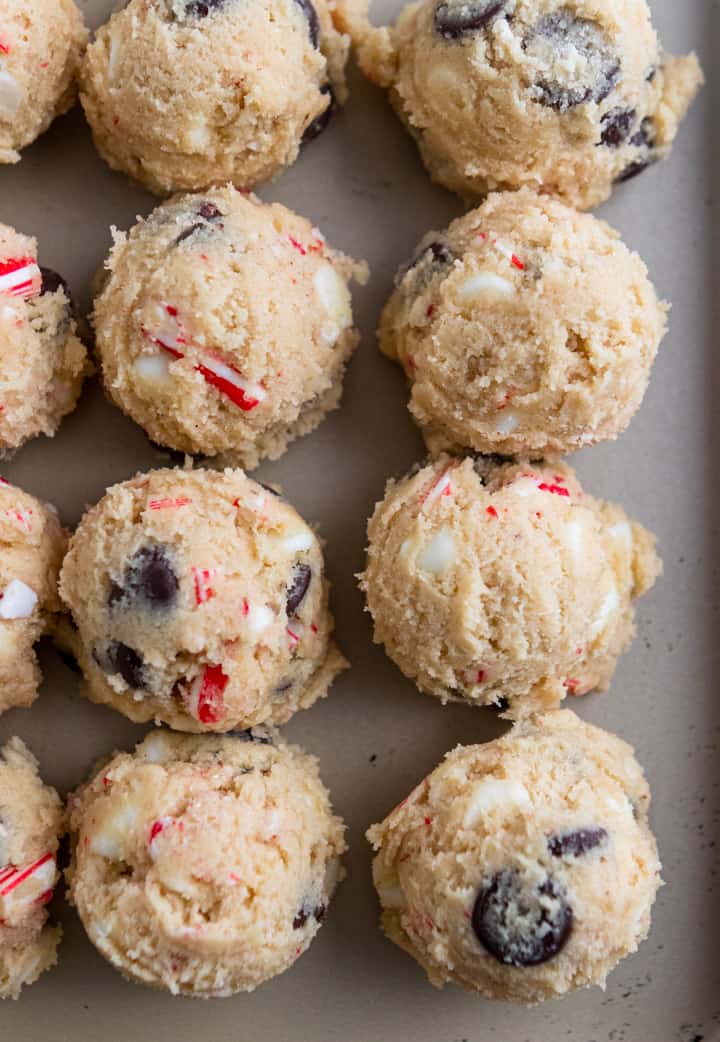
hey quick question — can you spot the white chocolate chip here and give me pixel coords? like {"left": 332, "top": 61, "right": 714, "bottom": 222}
{"left": 494, "top": 410, "right": 519, "bottom": 436}
{"left": 418, "top": 528, "right": 455, "bottom": 574}
{"left": 187, "top": 123, "right": 210, "bottom": 149}
{"left": 0, "top": 579, "right": 37, "bottom": 620}
{"left": 107, "top": 24, "right": 122, "bottom": 80}
{"left": 457, "top": 272, "right": 514, "bottom": 301}
{"left": 0, "top": 71, "right": 23, "bottom": 118}
{"left": 563, "top": 520, "right": 585, "bottom": 559}
{"left": 314, "top": 263, "right": 351, "bottom": 328}
{"left": 590, "top": 584, "right": 620, "bottom": 637}
{"left": 511, "top": 475, "right": 540, "bottom": 498}
{"left": 90, "top": 802, "right": 139, "bottom": 859}
{"left": 134, "top": 352, "right": 171, "bottom": 385}
{"left": 282, "top": 530, "right": 314, "bottom": 553}
{"left": 609, "top": 521, "right": 632, "bottom": 550}
{"left": 246, "top": 603, "right": 273, "bottom": 635}
{"left": 463, "top": 778, "right": 531, "bottom": 827}
{"left": 141, "top": 733, "right": 172, "bottom": 763}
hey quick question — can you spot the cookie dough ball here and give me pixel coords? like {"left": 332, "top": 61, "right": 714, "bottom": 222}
{"left": 0, "top": 738, "right": 64, "bottom": 999}
{"left": 362, "top": 456, "right": 660, "bottom": 717}
{"left": 344, "top": 0, "right": 702, "bottom": 209}
{"left": 59, "top": 466, "right": 346, "bottom": 732}
{"left": 93, "top": 187, "right": 367, "bottom": 465}
{"left": 0, "top": 0, "right": 87, "bottom": 163}
{"left": 368, "top": 710, "right": 661, "bottom": 1003}
{"left": 67, "top": 728, "right": 346, "bottom": 996}
{"left": 380, "top": 191, "right": 667, "bottom": 459}
{"left": 0, "top": 479, "right": 66, "bottom": 715}
{"left": 0, "top": 224, "right": 89, "bottom": 454}
{"left": 80, "top": 0, "right": 351, "bottom": 195}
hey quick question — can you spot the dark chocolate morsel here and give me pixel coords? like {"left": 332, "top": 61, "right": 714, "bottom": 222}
{"left": 109, "top": 545, "right": 179, "bottom": 611}
{"left": 599, "top": 107, "right": 636, "bottom": 148}
{"left": 615, "top": 158, "right": 653, "bottom": 183}
{"left": 526, "top": 9, "right": 620, "bottom": 112}
{"left": 434, "top": 0, "right": 507, "bottom": 39}
{"left": 293, "top": 0, "right": 320, "bottom": 48}
{"left": 629, "top": 116, "right": 655, "bottom": 149}
{"left": 302, "top": 84, "right": 335, "bottom": 144}
{"left": 472, "top": 868, "right": 573, "bottom": 966}
{"left": 183, "top": 0, "right": 225, "bottom": 18}
{"left": 39, "top": 267, "right": 70, "bottom": 299}
{"left": 229, "top": 728, "right": 273, "bottom": 745}
{"left": 548, "top": 826, "right": 608, "bottom": 858}
{"left": 198, "top": 202, "right": 223, "bottom": 221}
{"left": 286, "top": 562, "right": 312, "bottom": 616}
{"left": 293, "top": 900, "right": 326, "bottom": 929}
{"left": 95, "top": 642, "right": 146, "bottom": 689}
{"left": 398, "top": 240, "right": 455, "bottom": 283}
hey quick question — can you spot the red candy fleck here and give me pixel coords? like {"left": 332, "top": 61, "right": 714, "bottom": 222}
{"left": 35, "top": 888, "right": 54, "bottom": 906}
{"left": 148, "top": 497, "right": 192, "bottom": 510}
{"left": 424, "top": 816, "right": 433, "bottom": 827}
{"left": 476, "top": 669, "right": 487, "bottom": 684}
{"left": 288, "top": 236, "right": 307, "bottom": 256}
{"left": 0, "top": 37, "right": 10, "bottom": 55}
{"left": 563, "top": 678, "right": 581, "bottom": 695}
{"left": 511, "top": 254, "right": 525, "bottom": 270}
{"left": 287, "top": 626, "right": 300, "bottom": 646}
{"left": 149, "top": 820, "right": 165, "bottom": 844}
{"left": 426, "top": 304, "right": 435, "bottom": 318}
{"left": 310, "top": 622, "right": 318, "bottom": 634}
{"left": 486, "top": 505, "right": 498, "bottom": 518}
{"left": 194, "top": 664, "right": 229, "bottom": 724}
{"left": 537, "top": 482, "right": 570, "bottom": 497}
{"left": 192, "top": 566, "right": 216, "bottom": 605}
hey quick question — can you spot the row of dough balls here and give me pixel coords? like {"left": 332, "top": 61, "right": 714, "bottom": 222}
{"left": 1, "top": 710, "right": 661, "bottom": 1004}
{"left": 0, "top": 0, "right": 701, "bottom": 208}
{"left": 1, "top": 455, "right": 659, "bottom": 726}
{"left": 2, "top": 188, "right": 667, "bottom": 462}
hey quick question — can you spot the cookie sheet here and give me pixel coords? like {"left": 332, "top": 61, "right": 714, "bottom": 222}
{"left": 0, "top": 0, "right": 717, "bottom": 1039}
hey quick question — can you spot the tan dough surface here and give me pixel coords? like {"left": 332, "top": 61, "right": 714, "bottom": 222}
{"left": 93, "top": 186, "right": 367, "bottom": 465}
{"left": 0, "top": 738, "right": 64, "bottom": 999}
{"left": 67, "top": 729, "right": 346, "bottom": 997}
{"left": 80, "top": 0, "right": 351, "bottom": 194}
{"left": 58, "top": 466, "right": 346, "bottom": 732}
{"left": 0, "top": 223, "right": 89, "bottom": 455}
{"left": 0, "top": 479, "right": 67, "bottom": 715}
{"left": 341, "top": 0, "right": 702, "bottom": 209}
{"left": 368, "top": 709, "right": 662, "bottom": 1004}
{"left": 379, "top": 191, "right": 667, "bottom": 458}
{"left": 0, "top": 0, "right": 87, "bottom": 164}
{"left": 362, "top": 456, "right": 661, "bottom": 717}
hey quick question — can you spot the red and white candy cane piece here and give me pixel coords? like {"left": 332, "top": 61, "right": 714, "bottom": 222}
{"left": 148, "top": 496, "right": 192, "bottom": 511}
{"left": 0, "top": 852, "right": 55, "bottom": 904}
{"left": 3, "top": 507, "right": 32, "bottom": 530}
{"left": 419, "top": 462, "right": 457, "bottom": 509}
{"left": 192, "top": 566, "right": 216, "bottom": 605}
{"left": 143, "top": 303, "right": 266, "bottom": 412}
{"left": 0, "top": 257, "right": 41, "bottom": 299}
{"left": 183, "top": 663, "right": 229, "bottom": 724}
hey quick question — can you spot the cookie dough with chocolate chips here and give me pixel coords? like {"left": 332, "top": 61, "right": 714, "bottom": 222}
{"left": 0, "top": 478, "right": 66, "bottom": 715}
{"left": 0, "top": 0, "right": 87, "bottom": 163}
{"left": 58, "top": 466, "right": 346, "bottom": 732}
{"left": 93, "top": 187, "right": 367, "bottom": 466}
{"left": 380, "top": 191, "right": 667, "bottom": 459}
{"left": 362, "top": 455, "right": 660, "bottom": 717}
{"left": 0, "top": 223, "right": 89, "bottom": 455}
{"left": 0, "top": 737, "right": 64, "bottom": 999}
{"left": 368, "top": 709, "right": 661, "bottom": 1003}
{"left": 80, "top": 0, "right": 351, "bottom": 194}
{"left": 67, "top": 728, "right": 346, "bottom": 997}
{"left": 341, "top": 0, "right": 702, "bottom": 209}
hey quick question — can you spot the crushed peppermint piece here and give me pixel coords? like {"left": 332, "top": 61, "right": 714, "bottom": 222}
{"left": 0, "top": 853, "right": 54, "bottom": 899}
{"left": 0, "top": 257, "right": 41, "bottom": 299}
{"left": 192, "top": 567, "right": 216, "bottom": 605}
{"left": 184, "top": 663, "right": 229, "bottom": 724}
{"left": 419, "top": 464, "right": 456, "bottom": 508}
{"left": 148, "top": 816, "right": 175, "bottom": 858}
{"left": 0, "top": 579, "right": 37, "bottom": 619}
{"left": 486, "top": 506, "right": 498, "bottom": 518}
{"left": 148, "top": 496, "right": 192, "bottom": 510}
{"left": 537, "top": 482, "right": 570, "bottom": 497}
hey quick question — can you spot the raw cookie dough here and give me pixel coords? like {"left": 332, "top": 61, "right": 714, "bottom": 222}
{"left": 93, "top": 187, "right": 367, "bottom": 465}
{"left": 80, "top": 0, "right": 351, "bottom": 195}
{"left": 0, "top": 737, "right": 64, "bottom": 999}
{"left": 0, "top": 223, "right": 89, "bottom": 454}
{"left": 0, "top": 0, "right": 87, "bottom": 163}
{"left": 362, "top": 455, "right": 660, "bottom": 717}
{"left": 58, "top": 466, "right": 346, "bottom": 732}
{"left": 368, "top": 709, "right": 661, "bottom": 1003}
{"left": 0, "top": 478, "right": 67, "bottom": 715}
{"left": 67, "top": 728, "right": 346, "bottom": 997}
{"left": 379, "top": 190, "right": 667, "bottom": 459}
{"left": 342, "top": 0, "right": 703, "bottom": 209}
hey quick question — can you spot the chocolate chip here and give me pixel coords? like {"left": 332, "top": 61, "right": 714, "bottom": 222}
{"left": 434, "top": 0, "right": 507, "bottom": 39}
{"left": 286, "top": 563, "right": 312, "bottom": 616}
{"left": 109, "top": 545, "right": 178, "bottom": 611}
{"left": 229, "top": 728, "right": 273, "bottom": 745}
{"left": 313, "top": 902, "right": 326, "bottom": 922}
{"left": 198, "top": 202, "right": 222, "bottom": 220}
{"left": 398, "top": 240, "right": 455, "bottom": 283}
{"left": 302, "top": 84, "right": 335, "bottom": 144}
{"left": 39, "top": 267, "right": 70, "bottom": 298}
{"left": 471, "top": 868, "right": 573, "bottom": 966}
{"left": 294, "top": 0, "right": 320, "bottom": 48}
{"left": 95, "top": 642, "right": 146, "bottom": 689}
{"left": 599, "top": 107, "right": 636, "bottom": 148}
{"left": 293, "top": 908, "right": 309, "bottom": 929}
{"left": 293, "top": 901, "right": 326, "bottom": 928}
{"left": 526, "top": 9, "right": 620, "bottom": 112}
{"left": 548, "top": 827, "right": 608, "bottom": 858}
{"left": 183, "top": 0, "right": 225, "bottom": 17}
{"left": 630, "top": 116, "right": 655, "bottom": 149}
